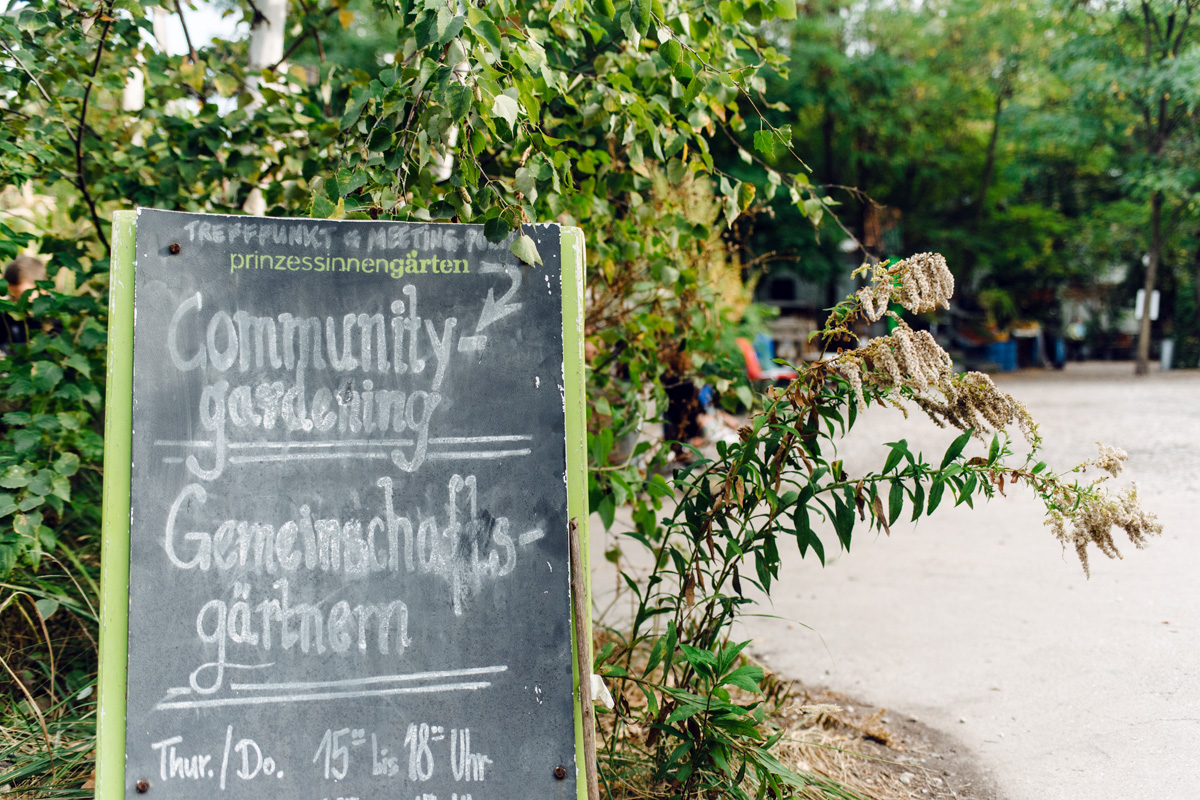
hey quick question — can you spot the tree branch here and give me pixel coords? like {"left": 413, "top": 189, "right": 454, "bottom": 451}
{"left": 176, "top": 0, "right": 199, "bottom": 63}
{"left": 269, "top": 7, "right": 340, "bottom": 71}
{"left": 0, "top": 40, "right": 77, "bottom": 144}
{"left": 75, "top": 8, "right": 113, "bottom": 253}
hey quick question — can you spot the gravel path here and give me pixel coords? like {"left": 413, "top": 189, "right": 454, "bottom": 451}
{"left": 738, "top": 362, "right": 1200, "bottom": 799}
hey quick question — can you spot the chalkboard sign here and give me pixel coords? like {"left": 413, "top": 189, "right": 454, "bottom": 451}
{"left": 98, "top": 210, "right": 591, "bottom": 800}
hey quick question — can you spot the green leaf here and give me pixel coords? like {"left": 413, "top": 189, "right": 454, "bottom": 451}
{"left": 30, "top": 362, "right": 63, "bottom": 392}
{"left": 773, "top": 0, "right": 797, "bottom": 19}
{"left": 483, "top": 216, "right": 510, "bottom": 243}
{"left": 940, "top": 430, "right": 973, "bottom": 469}
{"left": 660, "top": 39, "right": 683, "bottom": 67}
{"left": 988, "top": 434, "right": 1001, "bottom": 464}
{"left": 597, "top": 495, "right": 615, "bottom": 529}
{"left": 64, "top": 353, "right": 91, "bottom": 377}
{"left": 35, "top": 597, "right": 58, "bottom": 620}
{"left": 510, "top": 234, "right": 543, "bottom": 266}
{"left": 113, "top": 0, "right": 144, "bottom": 17}
{"left": 737, "top": 181, "right": 756, "bottom": 212}
{"left": 910, "top": 479, "right": 925, "bottom": 522}
{"left": 833, "top": 494, "right": 854, "bottom": 551}
{"left": 467, "top": 9, "right": 502, "bottom": 54}
{"left": 340, "top": 87, "right": 370, "bottom": 130}
{"left": 722, "top": 664, "right": 764, "bottom": 693}
{"left": 888, "top": 479, "right": 903, "bottom": 526}
{"left": 793, "top": 503, "right": 825, "bottom": 564}
{"left": 336, "top": 168, "right": 368, "bottom": 197}
{"left": 644, "top": 636, "right": 666, "bottom": 677}
{"left": 631, "top": 0, "right": 652, "bottom": 35}
{"left": 665, "top": 703, "right": 706, "bottom": 724}
{"left": 679, "top": 643, "right": 716, "bottom": 674}
{"left": 927, "top": 478, "right": 946, "bottom": 514}
{"left": 445, "top": 84, "right": 472, "bottom": 118}
{"left": 0, "top": 466, "right": 29, "bottom": 489}
{"left": 50, "top": 474, "right": 70, "bottom": 503}
{"left": 310, "top": 194, "right": 336, "bottom": 218}
{"left": 882, "top": 442, "right": 905, "bottom": 474}
{"left": 619, "top": 10, "right": 641, "bottom": 47}
{"left": 752, "top": 129, "right": 776, "bottom": 159}
{"left": 492, "top": 94, "right": 520, "bottom": 129}
{"left": 12, "top": 428, "right": 39, "bottom": 453}
{"left": 439, "top": 15, "right": 466, "bottom": 45}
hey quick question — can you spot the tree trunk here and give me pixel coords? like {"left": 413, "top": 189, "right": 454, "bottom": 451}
{"left": 973, "top": 88, "right": 1005, "bottom": 227}
{"left": 1135, "top": 190, "right": 1163, "bottom": 375}
{"left": 244, "top": 0, "right": 288, "bottom": 216}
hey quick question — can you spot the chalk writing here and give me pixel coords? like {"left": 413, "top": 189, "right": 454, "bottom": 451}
{"left": 125, "top": 213, "right": 574, "bottom": 800}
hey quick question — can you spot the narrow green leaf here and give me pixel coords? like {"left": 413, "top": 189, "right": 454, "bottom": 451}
{"left": 940, "top": 430, "right": 972, "bottom": 469}
{"left": 833, "top": 494, "right": 854, "bottom": 551}
{"left": 910, "top": 479, "right": 925, "bottom": 522}
{"left": 988, "top": 433, "right": 1000, "bottom": 464}
{"left": 722, "top": 664, "right": 765, "bottom": 693}
{"left": 927, "top": 477, "right": 945, "bottom": 514}
{"left": 888, "top": 479, "right": 903, "bottom": 526}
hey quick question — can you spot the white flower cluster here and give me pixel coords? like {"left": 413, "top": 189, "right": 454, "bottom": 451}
{"left": 856, "top": 252, "right": 955, "bottom": 321}
{"left": 1045, "top": 483, "right": 1161, "bottom": 577}
{"left": 833, "top": 318, "right": 1035, "bottom": 445}
{"left": 1091, "top": 443, "right": 1129, "bottom": 478}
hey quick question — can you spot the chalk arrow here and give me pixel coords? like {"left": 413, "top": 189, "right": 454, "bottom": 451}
{"left": 476, "top": 261, "right": 523, "bottom": 333}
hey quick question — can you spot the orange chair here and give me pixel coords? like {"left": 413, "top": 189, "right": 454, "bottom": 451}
{"left": 736, "top": 337, "right": 797, "bottom": 382}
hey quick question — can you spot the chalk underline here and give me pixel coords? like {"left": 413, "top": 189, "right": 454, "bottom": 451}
{"left": 154, "top": 435, "right": 532, "bottom": 449}
{"left": 155, "top": 681, "right": 494, "bottom": 710}
{"left": 155, "top": 665, "right": 508, "bottom": 711}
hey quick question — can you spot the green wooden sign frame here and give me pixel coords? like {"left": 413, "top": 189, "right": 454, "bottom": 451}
{"left": 97, "top": 210, "right": 593, "bottom": 799}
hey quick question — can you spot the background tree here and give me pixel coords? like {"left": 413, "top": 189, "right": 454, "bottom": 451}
{"left": 1057, "top": 0, "right": 1200, "bottom": 374}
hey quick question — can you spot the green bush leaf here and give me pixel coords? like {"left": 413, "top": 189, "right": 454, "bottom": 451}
{"left": 509, "top": 234, "right": 543, "bottom": 266}
{"left": 0, "top": 466, "right": 29, "bottom": 489}
{"left": 12, "top": 428, "right": 40, "bottom": 452}
{"left": 30, "top": 361, "right": 63, "bottom": 392}
{"left": 660, "top": 39, "right": 683, "bottom": 67}
{"left": 34, "top": 597, "right": 59, "bottom": 620}
{"left": 483, "top": 216, "right": 510, "bottom": 243}
{"left": 492, "top": 94, "right": 520, "bottom": 129}
{"left": 466, "top": 9, "right": 502, "bottom": 54}
{"left": 631, "top": 0, "right": 652, "bottom": 35}
{"left": 752, "top": 128, "right": 776, "bottom": 159}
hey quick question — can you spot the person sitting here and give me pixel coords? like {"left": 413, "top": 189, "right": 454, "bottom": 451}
{"left": 1, "top": 255, "right": 48, "bottom": 354}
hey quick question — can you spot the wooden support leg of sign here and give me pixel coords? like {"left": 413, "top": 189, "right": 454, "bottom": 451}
{"left": 569, "top": 518, "right": 601, "bottom": 800}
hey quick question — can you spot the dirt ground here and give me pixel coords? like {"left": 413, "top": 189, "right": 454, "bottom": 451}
{"left": 767, "top": 683, "right": 1005, "bottom": 800}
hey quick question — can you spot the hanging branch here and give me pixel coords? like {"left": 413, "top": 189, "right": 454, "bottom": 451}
{"left": 176, "top": 0, "right": 199, "bottom": 63}
{"left": 269, "top": 7, "right": 340, "bottom": 71}
{"left": 75, "top": 7, "right": 113, "bottom": 254}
